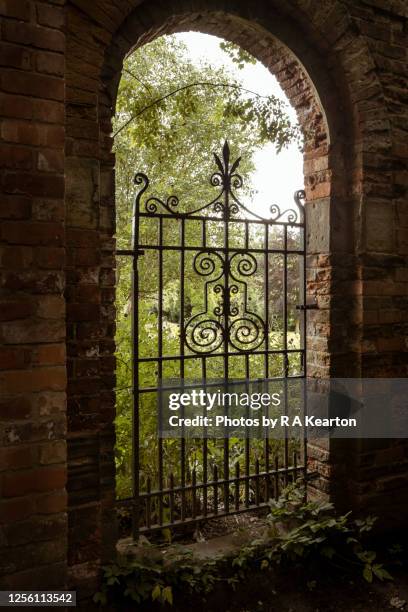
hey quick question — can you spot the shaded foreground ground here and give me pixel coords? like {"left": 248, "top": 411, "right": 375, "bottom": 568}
{"left": 111, "top": 513, "right": 408, "bottom": 612}
{"left": 114, "top": 566, "right": 408, "bottom": 612}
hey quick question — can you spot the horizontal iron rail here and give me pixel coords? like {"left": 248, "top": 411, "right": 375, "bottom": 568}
{"left": 139, "top": 465, "right": 303, "bottom": 498}
{"left": 117, "top": 245, "right": 304, "bottom": 256}
{"left": 136, "top": 211, "right": 304, "bottom": 227}
{"left": 135, "top": 350, "right": 305, "bottom": 364}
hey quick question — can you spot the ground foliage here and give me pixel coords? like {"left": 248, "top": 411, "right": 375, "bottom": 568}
{"left": 95, "top": 485, "right": 392, "bottom": 607}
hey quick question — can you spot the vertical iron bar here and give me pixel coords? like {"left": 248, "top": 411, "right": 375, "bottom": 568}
{"left": 146, "top": 477, "right": 151, "bottom": 529}
{"left": 201, "top": 221, "right": 208, "bottom": 516}
{"left": 235, "top": 462, "right": 240, "bottom": 511}
{"left": 294, "top": 451, "right": 298, "bottom": 483}
{"left": 223, "top": 175, "right": 230, "bottom": 515}
{"left": 245, "top": 354, "right": 250, "bottom": 507}
{"left": 274, "top": 456, "right": 279, "bottom": 500}
{"left": 169, "top": 473, "right": 175, "bottom": 524}
{"left": 180, "top": 218, "right": 186, "bottom": 521}
{"left": 158, "top": 217, "right": 164, "bottom": 526}
{"left": 302, "top": 200, "right": 308, "bottom": 497}
{"left": 192, "top": 469, "right": 197, "bottom": 519}
{"left": 255, "top": 459, "right": 260, "bottom": 506}
{"left": 213, "top": 465, "right": 218, "bottom": 515}
{"left": 131, "top": 190, "right": 140, "bottom": 540}
{"left": 264, "top": 222, "right": 270, "bottom": 502}
{"left": 202, "top": 357, "right": 208, "bottom": 517}
{"left": 283, "top": 226, "right": 289, "bottom": 487}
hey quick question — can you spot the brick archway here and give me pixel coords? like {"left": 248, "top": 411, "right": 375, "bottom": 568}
{"left": 65, "top": 0, "right": 387, "bottom": 587}
{"left": 1, "top": 0, "right": 406, "bottom": 595}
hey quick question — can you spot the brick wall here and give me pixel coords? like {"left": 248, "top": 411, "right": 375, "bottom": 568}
{"left": 0, "top": 0, "right": 407, "bottom": 594}
{"left": 0, "top": 0, "right": 67, "bottom": 589}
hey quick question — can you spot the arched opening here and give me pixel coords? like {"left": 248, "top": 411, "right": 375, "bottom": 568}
{"left": 65, "top": 0, "right": 372, "bottom": 580}
{"left": 113, "top": 33, "right": 306, "bottom": 524}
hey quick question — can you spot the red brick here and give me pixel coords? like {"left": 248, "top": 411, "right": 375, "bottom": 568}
{"left": 36, "top": 4, "right": 64, "bottom": 29}
{"left": 1, "top": 246, "right": 33, "bottom": 269}
{"left": 34, "top": 247, "right": 65, "bottom": 269}
{"left": 3, "top": 173, "right": 64, "bottom": 198}
{"left": 1, "top": 221, "right": 64, "bottom": 246}
{"left": 35, "top": 490, "right": 67, "bottom": 514}
{"left": 0, "top": 301, "right": 34, "bottom": 321}
{"left": 37, "top": 150, "right": 64, "bottom": 173}
{"left": 0, "top": 94, "right": 64, "bottom": 124}
{"left": 1, "top": 366, "right": 66, "bottom": 393}
{"left": 1, "top": 70, "right": 64, "bottom": 101}
{"left": 0, "top": 0, "right": 31, "bottom": 20}
{"left": 2, "top": 22, "right": 64, "bottom": 53}
{"left": 2, "top": 120, "right": 65, "bottom": 149}
{"left": 39, "top": 440, "right": 66, "bottom": 465}
{"left": 75, "top": 248, "right": 100, "bottom": 266}
{"left": 0, "top": 446, "right": 36, "bottom": 471}
{"left": 0, "top": 347, "right": 31, "bottom": 370}
{"left": 67, "top": 303, "right": 100, "bottom": 322}
{"left": 36, "top": 344, "right": 65, "bottom": 366}
{"left": 2, "top": 270, "right": 65, "bottom": 295}
{"left": 0, "top": 196, "right": 31, "bottom": 220}
{"left": 2, "top": 467, "right": 66, "bottom": 497}
{"left": 0, "top": 43, "right": 32, "bottom": 69}
{"left": 0, "top": 498, "right": 34, "bottom": 523}
{"left": 36, "top": 50, "right": 64, "bottom": 76}
{"left": 66, "top": 228, "right": 99, "bottom": 247}
{"left": 1, "top": 318, "right": 64, "bottom": 344}
{"left": 0, "top": 396, "right": 32, "bottom": 420}
{"left": 0, "top": 144, "right": 33, "bottom": 170}
{"left": 36, "top": 295, "right": 65, "bottom": 319}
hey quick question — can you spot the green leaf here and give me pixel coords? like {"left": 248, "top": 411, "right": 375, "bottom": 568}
{"left": 363, "top": 566, "right": 373, "bottom": 583}
{"left": 162, "top": 586, "right": 173, "bottom": 605}
{"left": 152, "top": 584, "right": 162, "bottom": 601}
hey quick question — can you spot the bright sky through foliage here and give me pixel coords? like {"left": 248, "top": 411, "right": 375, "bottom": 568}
{"left": 175, "top": 32, "right": 304, "bottom": 218}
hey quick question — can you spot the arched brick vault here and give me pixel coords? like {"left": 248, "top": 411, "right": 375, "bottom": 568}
{"left": 62, "top": 0, "right": 408, "bottom": 589}
{"left": 0, "top": 0, "right": 407, "bottom": 594}
{"left": 62, "top": 0, "right": 408, "bottom": 585}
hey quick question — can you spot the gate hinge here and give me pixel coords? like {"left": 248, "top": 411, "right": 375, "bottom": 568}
{"left": 296, "top": 303, "right": 318, "bottom": 311}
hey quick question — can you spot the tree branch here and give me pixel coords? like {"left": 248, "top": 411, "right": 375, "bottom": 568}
{"left": 113, "top": 81, "right": 272, "bottom": 138}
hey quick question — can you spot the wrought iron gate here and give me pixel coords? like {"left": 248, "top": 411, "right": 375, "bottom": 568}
{"left": 117, "top": 142, "right": 307, "bottom": 538}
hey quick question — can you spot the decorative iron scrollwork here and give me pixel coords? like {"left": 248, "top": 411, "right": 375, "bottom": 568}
{"left": 133, "top": 141, "right": 305, "bottom": 355}
{"left": 184, "top": 250, "right": 265, "bottom": 354}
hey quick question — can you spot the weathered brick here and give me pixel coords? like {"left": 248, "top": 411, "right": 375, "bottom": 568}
{"left": 3, "top": 171, "right": 64, "bottom": 198}
{"left": 0, "top": 301, "right": 34, "bottom": 322}
{"left": 0, "top": 0, "right": 31, "bottom": 21}
{"left": 36, "top": 50, "right": 65, "bottom": 76}
{"left": 0, "top": 396, "right": 32, "bottom": 421}
{"left": 34, "top": 247, "right": 65, "bottom": 269}
{"left": 0, "top": 144, "right": 33, "bottom": 170}
{"left": 0, "top": 446, "right": 36, "bottom": 472}
{"left": 1, "top": 70, "right": 64, "bottom": 100}
{"left": 0, "top": 43, "right": 32, "bottom": 69}
{"left": 2, "top": 467, "right": 66, "bottom": 497}
{"left": 1, "top": 221, "right": 64, "bottom": 246}
{"left": 39, "top": 441, "right": 66, "bottom": 465}
{"left": 1, "top": 367, "right": 66, "bottom": 394}
{"left": 36, "top": 344, "right": 66, "bottom": 366}
{"left": 36, "top": 4, "right": 64, "bottom": 29}
{"left": 35, "top": 490, "right": 67, "bottom": 514}
{"left": 0, "top": 347, "right": 31, "bottom": 370}
{"left": 0, "top": 196, "right": 31, "bottom": 220}
{"left": 1, "top": 319, "right": 64, "bottom": 344}
{"left": 2, "top": 22, "right": 64, "bottom": 53}
{"left": 1, "top": 121, "right": 64, "bottom": 148}
{"left": 0, "top": 498, "right": 34, "bottom": 524}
